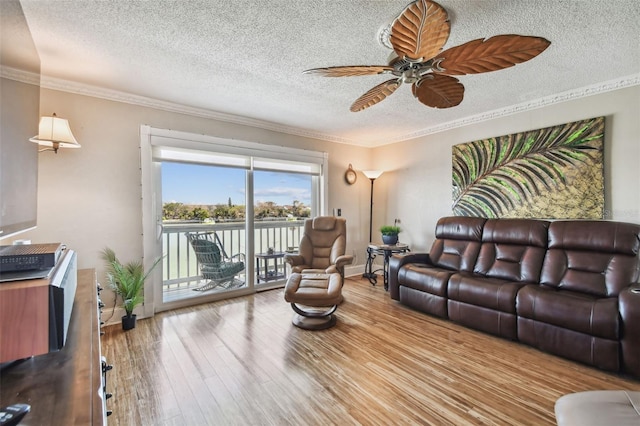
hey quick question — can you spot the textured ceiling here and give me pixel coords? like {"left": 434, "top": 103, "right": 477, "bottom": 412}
{"left": 13, "top": 0, "right": 640, "bottom": 146}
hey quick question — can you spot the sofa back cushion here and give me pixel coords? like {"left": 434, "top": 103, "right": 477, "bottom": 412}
{"left": 541, "top": 220, "right": 640, "bottom": 297}
{"left": 474, "top": 219, "right": 549, "bottom": 282}
{"left": 430, "top": 216, "right": 486, "bottom": 271}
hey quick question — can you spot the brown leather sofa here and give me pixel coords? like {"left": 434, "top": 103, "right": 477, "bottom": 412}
{"left": 389, "top": 216, "right": 640, "bottom": 377}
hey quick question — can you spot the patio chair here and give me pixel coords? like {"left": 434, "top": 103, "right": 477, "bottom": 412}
{"left": 186, "top": 232, "right": 245, "bottom": 291}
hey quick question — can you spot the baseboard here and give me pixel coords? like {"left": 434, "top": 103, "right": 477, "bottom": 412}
{"left": 101, "top": 306, "right": 149, "bottom": 326}
{"left": 345, "top": 264, "right": 366, "bottom": 278}
{"left": 100, "top": 265, "right": 369, "bottom": 326}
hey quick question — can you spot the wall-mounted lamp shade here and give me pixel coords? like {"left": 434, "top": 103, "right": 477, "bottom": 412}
{"left": 29, "top": 113, "right": 81, "bottom": 153}
{"left": 362, "top": 170, "right": 383, "bottom": 180}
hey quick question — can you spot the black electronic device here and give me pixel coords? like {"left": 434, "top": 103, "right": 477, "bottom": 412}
{"left": 48, "top": 250, "right": 78, "bottom": 351}
{"left": 0, "top": 403, "right": 30, "bottom": 426}
{"left": 0, "top": 243, "right": 63, "bottom": 273}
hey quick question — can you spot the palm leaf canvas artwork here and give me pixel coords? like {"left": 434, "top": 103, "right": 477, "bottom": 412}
{"left": 452, "top": 117, "right": 604, "bottom": 219}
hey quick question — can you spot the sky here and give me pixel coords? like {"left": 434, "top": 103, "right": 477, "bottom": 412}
{"left": 161, "top": 162, "right": 312, "bottom": 206}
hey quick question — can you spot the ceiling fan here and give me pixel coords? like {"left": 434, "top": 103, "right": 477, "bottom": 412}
{"left": 304, "top": 0, "right": 551, "bottom": 112}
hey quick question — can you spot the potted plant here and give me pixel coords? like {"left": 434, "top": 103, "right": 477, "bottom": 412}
{"left": 101, "top": 247, "right": 161, "bottom": 330}
{"left": 380, "top": 225, "right": 401, "bottom": 245}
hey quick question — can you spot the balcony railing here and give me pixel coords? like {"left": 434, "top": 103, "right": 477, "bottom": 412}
{"left": 161, "top": 219, "right": 304, "bottom": 299}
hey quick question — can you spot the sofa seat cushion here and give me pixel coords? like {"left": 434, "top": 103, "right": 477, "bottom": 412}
{"left": 397, "top": 263, "right": 455, "bottom": 297}
{"left": 448, "top": 272, "right": 525, "bottom": 314}
{"left": 517, "top": 284, "right": 619, "bottom": 340}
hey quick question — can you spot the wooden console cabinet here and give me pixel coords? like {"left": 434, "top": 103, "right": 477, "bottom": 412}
{"left": 0, "top": 277, "right": 50, "bottom": 362}
{"left": 0, "top": 269, "right": 107, "bottom": 425}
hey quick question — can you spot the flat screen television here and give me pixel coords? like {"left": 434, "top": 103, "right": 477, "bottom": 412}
{"left": 0, "top": 0, "right": 41, "bottom": 240}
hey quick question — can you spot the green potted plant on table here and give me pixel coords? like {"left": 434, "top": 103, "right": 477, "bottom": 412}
{"left": 101, "top": 247, "right": 162, "bottom": 331}
{"left": 380, "top": 225, "right": 401, "bottom": 245}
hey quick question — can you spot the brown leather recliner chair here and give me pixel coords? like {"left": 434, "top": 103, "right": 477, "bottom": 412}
{"left": 284, "top": 216, "right": 353, "bottom": 277}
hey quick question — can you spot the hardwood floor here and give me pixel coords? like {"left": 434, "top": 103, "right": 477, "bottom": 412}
{"left": 103, "top": 277, "right": 639, "bottom": 425}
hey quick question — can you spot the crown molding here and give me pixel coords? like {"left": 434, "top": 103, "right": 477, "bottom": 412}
{"left": 3, "top": 66, "right": 638, "bottom": 148}
{"left": 382, "top": 73, "right": 640, "bottom": 146}
{"left": 1, "top": 66, "right": 351, "bottom": 145}
{"left": 1, "top": 66, "right": 40, "bottom": 86}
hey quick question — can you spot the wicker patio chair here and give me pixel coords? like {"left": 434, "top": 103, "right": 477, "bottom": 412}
{"left": 186, "top": 232, "right": 245, "bottom": 291}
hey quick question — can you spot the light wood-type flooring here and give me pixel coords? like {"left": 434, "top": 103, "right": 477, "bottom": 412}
{"left": 102, "top": 277, "right": 639, "bottom": 425}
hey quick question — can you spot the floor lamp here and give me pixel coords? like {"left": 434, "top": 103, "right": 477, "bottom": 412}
{"left": 362, "top": 170, "right": 383, "bottom": 242}
{"left": 362, "top": 170, "right": 383, "bottom": 281}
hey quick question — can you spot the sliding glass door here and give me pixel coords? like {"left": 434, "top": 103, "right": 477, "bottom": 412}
{"left": 253, "top": 170, "right": 312, "bottom": 290}
{"left": 160, "top": 161, "right": 248, "bottom": 304}
{"left": 140, "top": 126, "right": 327, "bottom": 313}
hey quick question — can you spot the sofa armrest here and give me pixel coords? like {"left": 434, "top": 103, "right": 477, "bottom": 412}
{"left": 388, "top": 253, "right": 432, "bottom": 300}
{"left": 620, "top": 286, "right": 640, "bottom": 377}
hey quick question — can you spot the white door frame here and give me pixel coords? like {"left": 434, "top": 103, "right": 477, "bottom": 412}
{"left": 140, "top": 125, "right": 328, "bottom": 316}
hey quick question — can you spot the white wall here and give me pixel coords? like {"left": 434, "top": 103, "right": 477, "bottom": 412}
{"left": 372, "top": 85, "right": 640, "bottom": 252}
{"left": 16, "top": 88, "right": 373, "bottom": 310}
{"left": 11, "top": 84, "right": 640, "bottom": 313}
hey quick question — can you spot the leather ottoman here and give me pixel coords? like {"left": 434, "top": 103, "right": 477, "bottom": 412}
{"left": 284, "top": 272, "right": 342, "bottom": 330}
{"left": 555, "top": 390, "right": 640, "bottom": 425}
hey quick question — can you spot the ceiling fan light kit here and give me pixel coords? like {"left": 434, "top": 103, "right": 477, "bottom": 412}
{"left": 304, "top": 0, "right": 551, "bottom": 112}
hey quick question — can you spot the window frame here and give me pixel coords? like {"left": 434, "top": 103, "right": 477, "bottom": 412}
{"left": 140, "top": 125, "right": 328, "bottom": 315}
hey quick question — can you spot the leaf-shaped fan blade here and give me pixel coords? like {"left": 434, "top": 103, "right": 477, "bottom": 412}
{"left": 390, "top": 0, "right": 450, "bottom": 61}
{"left": 350, "top": 79, "right": 401, "bottom": 112}
{"left": 412, "top": 74, "right": 464, "bottom": 108}
{"left": 434, "top": 35, "right": 551, "bottom": 75}
{"left": 303, "top": 66, "right": 393, "bottom": 77}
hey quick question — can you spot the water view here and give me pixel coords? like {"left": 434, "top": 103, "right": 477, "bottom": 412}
{"left": 160, "top": 161, "right": 315, "bottom": 302}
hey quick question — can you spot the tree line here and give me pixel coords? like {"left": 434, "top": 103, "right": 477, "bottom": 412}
{"left": 163, "top": 200, "right": 310, "bottom": 221}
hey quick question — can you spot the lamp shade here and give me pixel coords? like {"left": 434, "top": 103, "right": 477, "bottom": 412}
{"left": 29, "top": 114, "right": 81, "bottom": 151}
{"left": 362, "top": 170, "right": 383, "bottom": 180}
